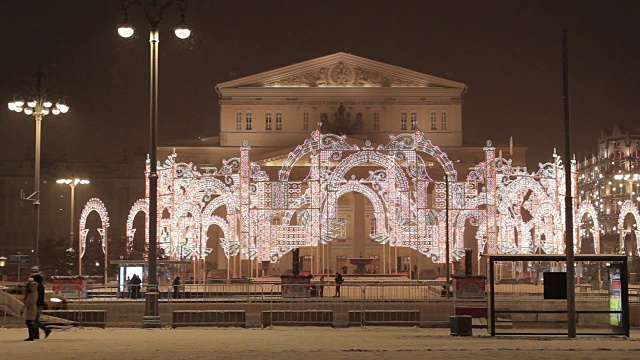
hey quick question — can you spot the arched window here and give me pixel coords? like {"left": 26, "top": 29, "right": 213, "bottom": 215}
{"left": 400, "top": 112, "right": 407, "bottom": 130}
{"left": 236, "top": 111, "right": 242, "bottom": 131}
{"left": 245, "top": 112, "right": 252, "bottom": 130}
{"left": 265, "top": 112, "right": 272, "bottom": 130}
{"left": 303, "top": 112, "right": 309, "bottom": 130}
{"left": 338, "top": 225, "right": 347, "bottom": 239}
{"left": 410, "top": 112, "right": 418, "bottom": 130}
{"left": 430, "top": 111, "right": 437, "bottom": 130}
{"left": 440, "top": 111, "right": 447, "bottom": 130}
{"left": 373, "top": 112, "right": 380, "bottom": 131}
{"left": 276, "top": 112, "right": 283, "bottom": 130}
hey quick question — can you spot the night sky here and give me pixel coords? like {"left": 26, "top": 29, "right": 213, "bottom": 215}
{"left": 1, "top": 0, "right": 639, "bottom": 168}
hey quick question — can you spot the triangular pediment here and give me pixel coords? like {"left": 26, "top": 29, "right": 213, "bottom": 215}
{"left": 217, "top": 52, "right": 466, "bottom": 90}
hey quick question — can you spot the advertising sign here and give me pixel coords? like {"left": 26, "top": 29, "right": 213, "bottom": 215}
{"left": 454, "top": 277, "right": 486, "bottom": 298}
{"left": 609, "top": 266, "right": 622, "bottom": 326}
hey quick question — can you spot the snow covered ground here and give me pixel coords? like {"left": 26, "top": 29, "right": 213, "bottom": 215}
{"left": 1, "top": 327, "right": 639, "bottom": 360}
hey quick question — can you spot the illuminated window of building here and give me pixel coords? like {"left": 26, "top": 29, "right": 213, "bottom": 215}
{"left": 401, "top": 112, "right": 407, "bottom": 130}
{"left": 265, "top": 112, "right": 272, "bottom": 130}
{"left": 245, "top": 112, "right": 252, "bottom": 130}
{"left": 411, "top": 112, "right": 418, "bottom": 130}
{"left": 303, "top": 112, "right": 309, "bottom": 130}
{"left": 440, "top": 111, "right": 447, "bottom": 130}
{"left": 276, "top": 112, "right": 282, "bottom": 130}
{"left": 338, "top": 225, "right": 346, "bottom": 239}
{"left": 236, "top": 111, "right": 242, "bottom": 131}
{"left": 430, "top": 111, "right": 437, "bottom": 130}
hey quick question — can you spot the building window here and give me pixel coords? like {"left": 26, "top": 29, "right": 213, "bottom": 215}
{"left": 338, "top": 225, "right": 347, "bottom": 239}
{"left": 370, "top": 217, "right": 376, "bottom": 235}
{"left": 276, "top": 112, "right": 282, "bottom": 130}
{"left": 440, "top": 111, "right": 447, "bottom": 130}
{"left": 430, "top": 111, "right": 437, "bottom": 130}
{"left": 410, "top": 112, "right": 418, "bottom": 130}
{"left": 400, "top": 112, "right": 407, "bottom": 130}
{"left": 373, "top": 112, "right": 380, "bottom": 131}
{"left": 236, "top": 111, "right": 242, "bottom": 131}
{"left": 303, "top": 112, "right": 309, "bottom": 130}
{"left": 245, "top": 112, "right": 252, "bottom": 130}
{"left": 265, "top": 112, "right": 272, "bottom": 130}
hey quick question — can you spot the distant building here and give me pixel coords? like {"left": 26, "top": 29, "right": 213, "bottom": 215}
{"left": 0, "top": 150, "right": 145, "bottom": 274}
{"left": 576, "top": 125, "right": 640, "bottom": 260}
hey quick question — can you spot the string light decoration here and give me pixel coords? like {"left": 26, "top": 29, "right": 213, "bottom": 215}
{"left": 83, "top": 130, "right": 640, "bottom": 271}
{"left": 78, "top": 198, "right": 110, "bottom": 258}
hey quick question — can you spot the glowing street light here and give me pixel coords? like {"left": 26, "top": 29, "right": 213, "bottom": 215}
{"left": 117, "top": 0, "right": 191, "bottom": 327}
{"left": 7, "top": 72, "right": 70, "bottom": 266}
{"left": 57, "top": 178, "right": 90, "bottom": 275}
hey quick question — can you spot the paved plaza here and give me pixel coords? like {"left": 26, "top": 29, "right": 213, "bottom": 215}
{"left": 1, "top": 327, "right": 639, "bottom": 360}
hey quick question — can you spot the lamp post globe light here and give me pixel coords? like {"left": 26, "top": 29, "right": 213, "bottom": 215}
{"left": 7, "top": 71, "right": 69, "bottom": 267}
{"left": 117, "top": 0, "right": 191, "bottom": 327}
{"left": 57, "top": 178, "right": 89, "bottom": 275}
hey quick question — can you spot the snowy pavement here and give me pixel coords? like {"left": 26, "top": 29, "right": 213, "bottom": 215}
{"left": 1, "top": 327, "right": 639, "bottom": 360}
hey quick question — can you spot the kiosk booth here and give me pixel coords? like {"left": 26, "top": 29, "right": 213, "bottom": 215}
{"left": 110, "top": 260, "right": 192, "bottom": 298}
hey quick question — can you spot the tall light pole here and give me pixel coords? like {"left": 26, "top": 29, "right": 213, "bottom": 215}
{"left": 57, "top": 178, "right": 89, "bottom": 275}
{"left": 562, "top": 30, "right": 576, "bottom": 339}
{"left": 117, "top": 0, "right": 191, "bottom": 327}
{"left": 7, "top": 72, "right": 69, "bottom": 267}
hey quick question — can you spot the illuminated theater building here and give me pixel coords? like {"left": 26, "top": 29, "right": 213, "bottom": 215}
{"left": 150, "top": 52, "right": 528, "bottom": 277}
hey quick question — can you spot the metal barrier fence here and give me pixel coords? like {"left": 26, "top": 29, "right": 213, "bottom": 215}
{"left": 1, "top": 281, "right": 458, "bottom": 328}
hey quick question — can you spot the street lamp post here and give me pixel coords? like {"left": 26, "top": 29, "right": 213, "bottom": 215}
{"left": 117, "top": 0, "right": 191, "bottom": 327}
{"left": 7, "top": 72, "right": 69, "bottom": 267}
{"left": 57, "top": 178, "right": 89, "bottom": 275}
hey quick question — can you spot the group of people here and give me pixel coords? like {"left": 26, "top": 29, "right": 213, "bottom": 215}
{"left": 20, "top": 267, "right": 52, "bottom": 341}
{"left": 125, "top": 274, "right": 143, "bottom": 299}
{"left": 310, "top": 273, "right": 344, "bottom": 298}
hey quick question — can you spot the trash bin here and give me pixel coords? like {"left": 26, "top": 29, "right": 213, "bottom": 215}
{"left": 450, "top": 315, "right": 472, "bottom": 336}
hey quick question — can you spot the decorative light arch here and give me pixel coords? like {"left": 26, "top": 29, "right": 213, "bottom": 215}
{"left": 576, "top": 201, "right": 600, "bottom": 254}
{"left": 126, "top": 199, "right": 149, "bottom": 250}
{"left": 618, "top": 200, "right": 640, "bottom": 254}
{"left": 78, "top": 198, "right": 110, "bottom": 258}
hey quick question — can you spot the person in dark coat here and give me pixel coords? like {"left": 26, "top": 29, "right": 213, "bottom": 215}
{"left": 20, "top": 279, "right": 38, "bottom": 341}
{"left": 319, "top": 275, "right": 325, "bottom": 297}
{"left": 333, "top": 272, "right": 344, "bottom": 298}
{"left": 32, "top": 274, "right": 51, "bottom": 339}
{"left": 130, "top": 274, "right": 142, "bottom": 299}
{"left": 172, "top": 276, "right": 181, "bottom": 299}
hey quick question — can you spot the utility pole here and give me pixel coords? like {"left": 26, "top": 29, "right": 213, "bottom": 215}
{"left": 562, "top": 29, "right": 577, "bottom": 339}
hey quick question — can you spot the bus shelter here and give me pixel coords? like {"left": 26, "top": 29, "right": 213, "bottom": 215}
{"left": 486, "top": 254, "right": 629, "bottom": 337}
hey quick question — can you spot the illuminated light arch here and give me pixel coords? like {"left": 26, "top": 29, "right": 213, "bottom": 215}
{"left": 378, "top": 131, "right": 458, "bottom": 179}
{"left": 532, "top": 201, "right": 562, "bottom": 254}
{"left": 182, "top": 177, "right": 231, "bottom": 201}
{"left": 454, "top": 210, "right": 481, "bottom": 250}
{"left": 126, "top": 199, "right": 149, "bottom": 250}
{"left": 576, "top": 201, "right": 600, "bottom": 254}
{"left": 330, "top": 181, "right": 388, "bottom": 238}
{"left": 78, "top": 198, "right": 110, "bottom": 258}
{"left": 329, "top": 151, "right": 410, "bottom": 191}
{"left": 278, "top": 130, "right": 360, "bottom": 181}
{"left": 618, "top": 200, "right": 640, "bottom": 254}
{"left": 202, "top": 214, "right": 231, "bottom": 255}
{"left": 172, "top": 202, "right": 204, "bottom": 259}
